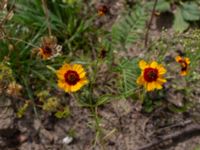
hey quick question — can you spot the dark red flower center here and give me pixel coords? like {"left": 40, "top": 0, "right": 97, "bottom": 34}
{"left": 179, "top": 60, "right": 187, "bottom": 72}
{"left": 42, "top": 46, "right": 52, "bottom": 55}
{"left": 144, "top": 68, "right": 158, "bottom": 82}
{"left": 64, "top": 70, "right": 80, "bottom": 85}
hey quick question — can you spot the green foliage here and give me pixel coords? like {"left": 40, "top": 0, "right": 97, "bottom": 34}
{"left": 115, "top": 58, "right": 140, "bottom": 96}
{"left": 8, "top": 0, "right": 95, "bottom": 54}
{"left": 168, "top": 102, "right": 193, "bottom": 113}
{"left": 143, "top": 91, "right": 164, "bottom": 113}
{"left": 155, "top": 0, "right": 200, "bottom": 32}
{"left": 181, "top": 2, "right": 200, "bottom": 21}
{"left": 156, "top": 0, "right": 170, "bottom": 12}
{"left": 42, "top": 97, "right": 60, "bottom": 112}
{"left": 0, "top": 0, "right": 99, "bottom": 104}
{"left": 55, "top": 106, "right": 70, "bottom": 118}
{"left": 111, "top": 4, "right": 147, "bottom": 50}
{"left": 37, "top": 90, "right": 70, "bottom": 118}
{"left": 0, "top": 62, "right": 14, "bottom": 82}
{"left": 173, "top": 7, "right": 189, "bottom": 32}
{"left": 174, "top": 2, "right": 200, "bottom": 32}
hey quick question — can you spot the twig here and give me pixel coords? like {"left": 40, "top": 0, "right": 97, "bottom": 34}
{"left": 0, "top": 0, "right": 15, "bottom": 27}
{"left": 41, "top": 0, "right": 52, "bottom": 36}
{"left": 137, "top": 124, "right": 200, "bottom": 150}
{"left": 148, "top": 119, "right": 193, "bottom": 136}
{"left": 144, "top": 0, "right": 158, "bottom": 48}
{"left": 0, "top": 0, "right": 15, "bottom": 40}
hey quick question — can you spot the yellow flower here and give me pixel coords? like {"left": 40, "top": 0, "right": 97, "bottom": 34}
{"left": 175, "top": 56, "right": 190, "bottom": 76}
{"left": 56, "top": 64, "right": 88, "bottom": 93}
{"left": 137, "top": 60, "right": 167, "bottom": 91}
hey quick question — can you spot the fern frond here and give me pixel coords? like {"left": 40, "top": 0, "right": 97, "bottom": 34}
{"left": 111, "top": 5, "right": 147, "bottom": 50}
{"left": 115, "top": 58, "right": 140, "bottom": 96}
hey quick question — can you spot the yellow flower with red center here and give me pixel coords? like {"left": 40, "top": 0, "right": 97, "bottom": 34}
{"left": 175, "top": 56, "right": 190, "bottom": 76}
{"left": 56, "top": 64, "right": 88, "bottom": 93}
{"left": 137, "top": 60, "right": 167, "bottom": 91}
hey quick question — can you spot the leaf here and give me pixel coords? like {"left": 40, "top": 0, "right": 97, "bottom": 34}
{"left": 143, "top": 99, "right": 154, "bottom": 113}
{"left": 181, "top": 2, "right": 200, "bottom": 21}
{"left": 115, "top": 58, "right": 140, "bottom": 95}
{"left": 111, "top": 5, "right": 147, "bottom": 50}
{"left": 55, "top": 106, "right": 70, "bottom": 119}
{"left": 156, "top": 0, "right": 170, "bottom": 12}
{"left": 173, "top": 7, "right": 189, "bottom": 32}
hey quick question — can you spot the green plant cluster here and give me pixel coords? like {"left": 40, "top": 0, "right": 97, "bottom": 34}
{"left": 155, "top": 0, "right": 200, "bottom": 32}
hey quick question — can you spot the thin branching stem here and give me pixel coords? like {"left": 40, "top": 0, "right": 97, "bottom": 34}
{"left": 144, "top": 0, "right": 158, "bottom": 48}
{"left": 6, "top": 37, "right": 39, "bottom": 48}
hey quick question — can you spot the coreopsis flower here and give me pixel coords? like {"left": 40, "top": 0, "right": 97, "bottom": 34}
{"left": 38, "top": 36, "right": 62, "bottom": 60}
{"left": 97, "top": 5, "right": 109, "bottom": 16}
{"left": 137, "top": 60, "right": 167, "bottom": 91}
{"left": 175, "top": 56, "right": 190, "bottom": 76}
{"left": 56, "top": 64, "right": 88, "bottom": 93}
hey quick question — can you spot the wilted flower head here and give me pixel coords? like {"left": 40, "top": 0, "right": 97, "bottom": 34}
{"left": 175, "top": 56, "right": 190, "bottom": 76}
{"left": 97, "top": 4, "right": 109, "bottom": 16}
{"left": 56, "top": 63, "right": 88, "bottom": 93}
{"left": 137, "top": 60, "right": 167, "bottom": 91}
{"left": 6, "top": 81, "right": 22, "bottom": 96}
{"left": 38, "top": 36, "right": 62, "bottom": 60}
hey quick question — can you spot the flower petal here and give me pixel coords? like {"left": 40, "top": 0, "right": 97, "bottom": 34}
{"left": 158, "top": 65, "right": 167, "bottom": 75}
{"left": 137, "top": 75, "right": 145, "bottom": 85}
{"left": 56, "top": 64, "right": 71, "bottom": 79}
{"left": 150, "top": 61, "right": 158, "bottom": 68}
{"left": 72, "top": 64, "right": 83, "bottom": 72}
{"left": 185, "top": 58, "right": 190, "bottom": 64}
{"left": 56, "top": 71, "right": 65, "bottom": 80}
{"left": 175, "top": 56, "right": 182, "bottom": 62}
{"left": 147, "top": 82, "right": 155, "bottom": 91}
{"left": 155, "top": 81, "right": 163, "bottom": 89}
{"left": 72, "top": 64, "right": 86, "bottom": 78}
{"left": 157, "top": 78, "right": 167, "bottom": 84}
{"left": 64, "top": 84, "right": 71, "bottom": 93}
{"left": 180, "top": 70, "right": 187, "bottom": 76}
{"left": 139, "top": 60, "right": 148, "bottom": 70}
{"left": 70, "top": 79, "right": 88, "bottom": 92}
{"left": 58, "top": 80, "right": 65, "bottom": 89}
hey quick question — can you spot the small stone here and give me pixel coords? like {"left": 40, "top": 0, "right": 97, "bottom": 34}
{"left": 62, "top": 136, "right": 73, "bottom": 145}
